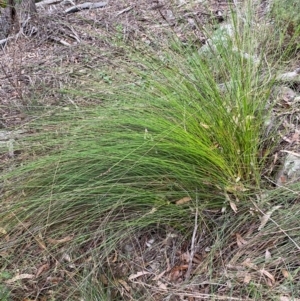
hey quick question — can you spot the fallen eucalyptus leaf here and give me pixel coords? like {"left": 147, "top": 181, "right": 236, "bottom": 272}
{"left": 5, "top": 273, "right": 35, "bottom": 284}
{"left": 258, "top": 206, "right": 281, "bottom": 231}
{"left": 128, "top": 271, "right": 150, "bottom": 280}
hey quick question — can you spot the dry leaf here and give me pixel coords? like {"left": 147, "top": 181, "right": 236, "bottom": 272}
{"left": 226, "top": 280, "right": 232, "bottom": 288}
{"left": 266, "top": 278, "right": 274, "bottom": 287}
{"left": 169, "top": 265, "right": 188, "bottom": 281}
{"left": 36, "top": 263, "right": 50, "bottom": 277}
{"left": 176, "top": 197, "right": 192, "bottom": 205}
{"left": 46, "top": 276, "right": 63, "bottom": 284}
{"left": 112, "top": 251, "right": 118, "bottom": 263}
{"left": 169, "top": 269, "right": 181, "bottom": 281}
{"left": 59, "top": 254, "right": 74, "bottom": 268}
{"left": 47, "top": 234, "right": 74, "bottom": 244}
{"left": 62, "top": 253, "right": 71, "bottom": 262}
{"left": 0, "top": 227, "right": 7, "bottom": 235}
{"left": 145, "top": 207, "right": 157, "bottom": 215}
{"left": 236, "top": 233, "right": 247, "bottom": 248}
{"left": 265, "top": 249, "right": 271, "bottom": 261}
{"left": 226, "top": 264, "right": 244, "bottom": 271}
{"left": 192, "top": 253, "right": 202, "bottom": 264}
{"left": 282, "top": 269, "right": 289, "bottom": 278}
{"left": 259, "top": 269, "right": 275, "bottom": 284}
{"left": 180, "top": 251, "right": 191, "bottom": 263}
{"left": 243, "top": 273, "right": 251, "bottom": 284}
{"left": 157, "top": 280, "right": 168, "bottom": 291}
{"left": 242, "top": 258, "right": 257, "bottom": 270}
{"left": 279, "top": 297, "right": 290, "bottom": 301}
{"left": 118, "top": 279, "right": 130, "bottom": 292}
{"left": 279, "top": 296, "right": 300, "bottom": 301}
{"left": 0, "top": 251, "right": 9, "bottom": 257}
{"left": 6, "top": 273, "right": 35, "bottom": 284}
{"left": 99, "top": 274, "right": 108, "bottom": 285}
{"left": 128, "top": 271, "right": 150, "bottom": 280}
{"left": 258, "top": 206, "right": 281, "bottom": 231}
{"left": 226, "top": 183, "right": 247, "bottom": 193}
{"left": 153, "top": 270, "right": 167, "bottom": 281}
{"left": 273, "top": 152, "right": 278, "bottom": 164}
{"left": 281, "top": 135, "right": 293, "bottom": 144}
{"left": 200, "top": 122, "right": 210, "bottom": 129}
{"left": 35, "top": 233, "right": 47, "bottom": 250}
{"left": 171, "top": 265, "right": 189, "bottom": 271}
{"left": 291, "top": 131, "right": 300, "bottom": 143}
{"left": 225, "top": 193, "right": 237, "bottom": 213}
{"left": 281, "top": 269, "right": 290, "bottom": 279}
{"left": 230, "top": 200, "right": 238, "bottom": 213}
{"left": 146, "top": 238, "right": 155, "bottom": 247}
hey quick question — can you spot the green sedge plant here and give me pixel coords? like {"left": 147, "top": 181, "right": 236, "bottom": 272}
{"left": 0, "top": 2, "right": 285, "bottom": 300}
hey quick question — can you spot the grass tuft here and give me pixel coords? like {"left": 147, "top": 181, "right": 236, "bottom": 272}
{"left": 1, "top": 1, "right": 299, "bottom": 299}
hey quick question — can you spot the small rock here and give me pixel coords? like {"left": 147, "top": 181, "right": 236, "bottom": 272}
{"left": 276, "top": 153, "right": 300, "bottom": 185}
{"left": 276, "top": 68, "right": 300, "bottom": 83}
{"left": 275, "top": 86, "right": 296, "bottom": 101}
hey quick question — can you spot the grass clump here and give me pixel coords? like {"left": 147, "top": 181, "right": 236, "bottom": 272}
{"left": 2, "top": 20, "right": 269, "bottom": 223}
{"left": 1, "top": 1, "right": 299, "bottom": 300}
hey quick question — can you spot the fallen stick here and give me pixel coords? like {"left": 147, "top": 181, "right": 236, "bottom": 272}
{"left": 64, "top": 1, "right": 107, "bottom": 14}
{"left": 36, "top": 0, "right": 62, "bottom": 7}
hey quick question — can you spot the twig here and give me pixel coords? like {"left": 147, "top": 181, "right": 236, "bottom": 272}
{"left": 264, "top": 175, "right": 300, "bottom": 195}
{"left": 132, "top": 282, "right": 254, "bottom": 300}
{"left": 185, "top": 205, "right": 198, "bottom": 280}
{"left": 280, "top": 150, "right": 300, "bottom": 158}
{"left": 49, "top": 36, "right": 71, "bottom": 46}
{"left": 115, "top": 5, "right": 133, "bottom": 17}
{"left": 268, "top": 216, "right": 300, "bottom": 251}
{"left": 176, "top": 292, "right": 254, "bottom": 301}
{"left": 66, "top": 25, "right": 81, "bottom": 43}
{"left": 36, "top": 0, "right": 62, "bottom": 7}
{"left": 251, "top": 197, "right": 300, "bottom": 251}
{"left": 0, "top": 36, "right": 13, "bottom": 48}
{"left": 64, "top": 1, "right": 107, "bottom": 14}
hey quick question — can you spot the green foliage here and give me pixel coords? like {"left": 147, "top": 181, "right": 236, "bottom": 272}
{"left": 271, "top": 0, "right": 300, "bottom": 25}
{"left": 98, "top": 71, "right": 113, "bottom": 84}
{"left": 0, "top": 272, "right": 11, "bottom": 301}
{"left": 268, "top": 0, "right": 300, "bottom": 59}
{"left": 1, "top": 11, "right": 274, "bottom": 254}
{"left": 0, "top": 0, "right": 6, "bottom": 8}
{"left": 1, "top": 1, "right": 292, "bottom": 299}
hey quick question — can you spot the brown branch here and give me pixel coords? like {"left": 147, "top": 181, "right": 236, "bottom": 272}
{"left": 64, "top": 1, "right": 107, "bottom": 14}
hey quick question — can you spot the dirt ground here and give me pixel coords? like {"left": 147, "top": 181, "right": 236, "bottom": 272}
{"left": 0, "top": 0, "right": 237, "bottom": 126}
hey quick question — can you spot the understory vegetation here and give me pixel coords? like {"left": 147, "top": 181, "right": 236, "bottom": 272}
{"left": 1, "top": 0, "right": 300, "bottom": 300}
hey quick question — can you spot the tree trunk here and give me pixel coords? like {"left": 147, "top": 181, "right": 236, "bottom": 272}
{"left": 19, "top": 0, "right": 37, "bottom": 19}
{"left": 0, "top": 10, "right": 11, "bottom": 39}
{"left": 0, "top": 0, "right": 37, "bottom": 40}
{"left": 0, "top": 0, "right": 18, "bottom": 39}
{"left": 19, "top": 0, "right": 37, "bottom": 35}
